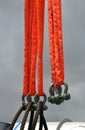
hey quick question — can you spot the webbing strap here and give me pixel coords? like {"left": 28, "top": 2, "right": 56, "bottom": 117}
{"left": 30, "top": 0, "right": 45, "bottom": 96}
{"left": 37, "top": 0, "right": 45, "bottom": 96}
{"left": 23, "top": 0, "right": 34, "bottom": 96}
{"left": 48, "top": 0, "right": 56, "bottom": 84}
{"left": 29, "top": 0, "right": 37, "bottom": 96}
{"left": 23, "top": 0, "right": 30, "bottom": 96}
{"left": 48, "top": 0, "right": 64, "bottom": 86}
{"left": 23, "top": 0, "right": 63, "bottom": 96}
{"left": 23, "top": 0, "right": 45, "bottom": 96}
{"left": 56, "top": 0, "right": 64, "bottom": 84}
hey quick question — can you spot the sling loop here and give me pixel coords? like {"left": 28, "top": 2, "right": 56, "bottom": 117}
{"left": 36, "top": 0, "right": 45, "bottom": 96}
{"left": 48, "top": 0, "right": 64, "bottom": 86}
{"left": 48, "top": 0, "right": 71, "bottom": 104}
{"left": 48, "top": 82, "right": 71, "bottom": 104}
{"left": 23, "top": 0, "right": 45, "bottom": 97}
{"left": 29, "top": 0, "right": 37, "bottom": 96}
{"left": 23, "top": 0, "right": 33, "bottom": 96}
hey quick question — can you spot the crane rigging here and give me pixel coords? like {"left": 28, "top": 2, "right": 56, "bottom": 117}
{"left": 0, "top": 0, "right": 71, "bottom": 130}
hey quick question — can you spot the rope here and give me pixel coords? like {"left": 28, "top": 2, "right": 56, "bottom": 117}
{"left": 39, "top": 105, "right": 43, "bottom": 130}
{"left": 39, "top": 112, "right": 48, "bottom": 130}
{"left": 31, "top": 101, "right": 48, "bottom": 130}
{"left": 41, "top": 114, "right": 48, "bottom": 130}
{"left": 31, "top": 102, "right": 42, "bottom": 130}
{"left": 20, "top": 102, "right": 33, "bottom": 130}
{"left": 9, "top": 105, "right": 26, "bottom": 130}
{"left": 28, "top": 109, "right": 34, "bottom": 130}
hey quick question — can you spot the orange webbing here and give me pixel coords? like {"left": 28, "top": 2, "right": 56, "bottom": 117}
{"left": 29, "top": 0, "right": 45, "bottom": 96}
{"left": 29, "top": 0, "right": 37, "bottom": 96}
{"left": 23, "top": 0, "right": 34, "bottom": 96}
{"left": 36, "top": 0, "right": 45, "bottom": 96}
{"left": 53, "top": 0, "right": 64, "bottom": 85}
{"left": 57, "top": 0, "right": 64, "bottom": 84}
{"left": 48, "top": 0, "right": 64, "bottom": 86}
{"left": 23, "top": 0, "right": 30, "bottom": 96}
{"left": 23, "top": 0, "right": 45, "bottom": 96}
{"left": 48, "top": 0, "right": 56, "bottom": 84}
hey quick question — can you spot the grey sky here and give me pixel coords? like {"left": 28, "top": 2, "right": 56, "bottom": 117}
{"left": 0, "top": 0, "right": 85, "bottom": 123}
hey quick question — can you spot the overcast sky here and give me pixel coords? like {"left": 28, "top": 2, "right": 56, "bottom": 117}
{"left": 0, "top": 0, "right": 85, "bottom": 124}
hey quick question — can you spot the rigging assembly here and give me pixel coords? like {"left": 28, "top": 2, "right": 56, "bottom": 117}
{"left": 0, "top": 0, "right": 71, "bottom": 130}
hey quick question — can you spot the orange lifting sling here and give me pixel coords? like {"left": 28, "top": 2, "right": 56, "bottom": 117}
{"left": 23, "top": 0, "right": 66, "bottom": 97}
{"left": 30, "top": 0, "right": 45, "bottom": 96}
{"left": 29, "top": 0, "right": 37, "bottom": 96}
{"left": 48, "top": 0, "right": 64, "bottom": 86}
{"left": 23, "top": 0, "right": 31, "bottom": 96}
{"left": 36, "top": 0, "right": 45, "bottom": 96}
{"left": 23, "top": 0, "right": 45, "bottom": 96}
{"left": 48, "top": 0, "right": 71, "bottom": 105}
{"left": 0, "top": 2, "right": 71, "bottom": 130}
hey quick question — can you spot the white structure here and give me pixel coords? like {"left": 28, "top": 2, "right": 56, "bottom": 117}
{"left": 13, "top": 122, "right": 85, "bottom": 130}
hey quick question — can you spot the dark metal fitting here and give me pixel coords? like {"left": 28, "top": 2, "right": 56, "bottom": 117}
{"left": 43, "top": 93, "right": 47, "bottom": 104}
{"left": 48, "top": 96, "right": 55, "bottom": 104}
{"left": 54, "top": 96, "right": 64, "bottom": 105}
{"left": 54, "top": 84, "right": 62, "bottom": 96}
{"left": 34, "top": 94, "right": 48, "bottom": 110}
{"left": 26, "top": 93, "right": 32, "bottom": 103}
{"left": 63, "top": 82, "right": 68, "bottom": 94}
{"left": 30, "top": 102, "right": 37, "bottom": 111}
{"left": 64, "top": 93, "right": 71, "bottom": 100}
{"left": 49, "top": 83, "right": 62, "bottom": 96}
{"left": 48, "top": 83, "right": 63, "bottom": 105}
{"left": 49, "top": 84, "right": 55, "bottom": 96}
{"left": 22, "top": 95, "right": 26, "bottom": 109}
{"left": 43, "top": 104, "right": 48, "bottom": 111}
{"left": 34, "top": 93, "right": 47, "bottom": 104}
{"left": 38, "top": 101, "right": 48, "bottom": 111}
{"left": 62, "top": 82, "right": 71, "bottom": 100}
{"left": 34, "top": 94, "right": 40, "bottom": 104}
